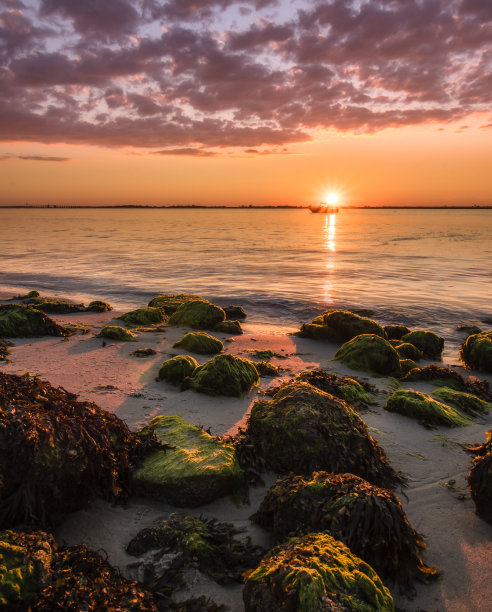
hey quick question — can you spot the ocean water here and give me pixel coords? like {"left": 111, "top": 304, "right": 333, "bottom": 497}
{"left": 1, "top": 208, "right": 490, "bottom": 338}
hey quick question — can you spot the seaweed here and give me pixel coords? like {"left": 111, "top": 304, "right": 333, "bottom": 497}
{"left": 399, "top": 358, "right": 417, "bottom": 376}
{"left": 394, "top": 342, "right": 422, "bottom": 361}
{"left": 333, "top": 334, "right": 401, "bottom": 376}
{"left": 157, "top": 355, "right": 198, "bottom": 386}
{"left": 297, "top": 309, "right": 385, "bottom": 343}
{"left": 117, "top": 307, "right": 166, "bottom": 327}
{"left": 432, "top": 387, "right": 490, "bottom": 417}
{"left": 400, "top": 330, "right": 444, "bottom": 359}
{"left": 173, "top": 332, "right": 223, "bottom": 355}
{"left": 459, "top": 330, "right": 492, "bottom": 373}
{"left": 0, "top": 341, "right": 11, "bottom": 362}
{"left": 403, "top": 364, "right": 491, "bottom": 399}
{"left": 383, "top": 324, "right": 411, "bottom": 340}
{"left": 0, "top": 305, "right": 69, "bottom": 338}
{"left": 294, "top": 369, "right": 376, "bottom": 409}
{"left": 86, "top": 300, "right": 112, "bottom": 312}
{"left": 385, "top": 389, "right": 470, "bottom": 428}
{"left": 214, "top": 320, "right": 243, "bottom": 335}
{"left": 131, "top": 348, "right": 157, "bottom": 358}
{"left": 186, "top": 354, "right": 259, "bottom": 397}
{"left": 148, "top": 294, "right": 203, "bottom": 315}
{"left": 98, "top": 325, "right": 137, "bottom": 341}
{"left": 468, "top": 447, "right": 492, "bottom": 525}
{"left": 255, "top": 361, "right": 281, "bottom": 377}
{"left": 168, "top": 299, "right": 225, "bottom": 330}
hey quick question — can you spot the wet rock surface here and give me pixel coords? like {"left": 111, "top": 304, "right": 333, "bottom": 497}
{"left": 185, "top": 354, "right": 259, "bottom": 397}
{"left": 0, "top": 304, "right": 69, "bottom": 338}
{"left": 459, "top": 330, "right": 492, "bottom": 373}
{"left": 468, "top": 430, "right": 492, "bottom": 525}
{"left": 333, "top": 334, "right": 401, "bottom": 376}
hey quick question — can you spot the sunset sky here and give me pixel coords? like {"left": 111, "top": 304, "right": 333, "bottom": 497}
{"left": 1, "top": 0, "right": 491, "bottom": 206}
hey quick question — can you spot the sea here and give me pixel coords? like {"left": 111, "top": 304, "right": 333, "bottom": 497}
{"left": 1, "top": 207, "right": 490, "bottom": 356}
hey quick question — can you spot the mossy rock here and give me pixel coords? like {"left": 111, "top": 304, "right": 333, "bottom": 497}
{"left": 383, "top": 324, "right": 411, "bottom": 340}
{"left": 399, "top": 359, "right": 417, "bottom": 376}
{"left": 131, "top": 348, "right": 157, "bottom": 358}
{"left": 0, "top": 305, "right": 69, "bottom": 338}
{"left": 251, "top": 349, "right": 274, "bottom": 360}
{"left": 432, "top": 387, "right": 490, "bottom": 417}
{"left": 157, "top": 355, "right": 198, "bottom": 386}
{"left": 30, "top": 299, "right": 85, "bottom": 314}
{"left": 456, "top": 324, "right": 482, "bottom": 336}
{"left": 133, "top": 415, "right": 245, "bottom": 506}
{"left": 251, "top": 472, "right": 436, "bottom": 586}
{"left": 99, "top": 325, "right": 137, "bottom": 342}
{"left": 0, "top": 530, "right": 54, "bottom": 609}
{"left": 256, "top": 361, "right": 281, "bottom": 377}
{"left": 117, "top": 306, "right": 165, "bottom": 327}
{"left": 468, "top": 434, "right": 492, "bottom": 525}
{"left": 385, "top": 389, "right": 470, "bottom": 428}
{"left": 401, "top": 330, "right": 444, "bottom": 359}
{"left": 214, "top": 320, "right": 243, "bottom": 335}
{"left": 395, "top": 342, "right": 422, "bottom": 361}
{"left": 334, "top": 334, "right": 401, "bottom": 376}
{"left": 403, "top": 364, "right": 492, "bottom": 399}
{"left": 12, "top": 290, "right": 40, "bottom": 300}
{"left": 187, "top": 354, "right": 259, "bottom": 397}
{"left": 243, "top": 532, "right": 395, "bottom": 612}
{"left": 243, "top": 382, "right": 400, "bottom": 489}
{"left": 0, "top": 341, "right": 11, "bottom": 362}
{"left": 459, "top": 331, "right": 492, "bottom": 373}
{"left": 298, "top": 309, "right": 385, "bottom": 343}
{"left": 296, "top": 323, "right": 337, "bottom": 341}
{"left": 168, "top": 299, "right": 225, "bottom": 330}
{"left": 224, "top": 305, "right": 247, "bottom": 320}
{"left": 86, "top": 300, "right": 112, "bottom": 312}
{"left": 173, "top": 331, "right": 223, "bottom": 355}
{"left": 294, "top": 369, "right": 376, "bottom": 409}
{"left": 147, "top": 293, "right": 203, "bottom": 315}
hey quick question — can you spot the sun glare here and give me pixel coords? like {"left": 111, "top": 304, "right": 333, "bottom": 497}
{"left": 326, "top": 192, "right": 339, "bottom": 205}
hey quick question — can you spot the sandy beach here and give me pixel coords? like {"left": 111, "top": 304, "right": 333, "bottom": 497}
{"left": 1, "top": 292, "right": 491, "bottom": 611}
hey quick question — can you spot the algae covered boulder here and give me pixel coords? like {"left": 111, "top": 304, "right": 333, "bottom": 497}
{"left": 243, "top": 382, "right": 400, "bottom": 489}
{"left": 173, "top": 331, "right": 223, "bottom": 355}
{"left": 133, "top": 415, "right": 245, "bottom": 506}
{"left": 99, "top": 325, "right": 137, "bottom": 342}
{"left": 224, "top": 305, "right": 247, "bottom": 320}
{"left": 117, "top": 306, "right": 165, "bottom": 327}
{"left": 385, "top": 389, "right": 470, "bottom": 428}
{"left": 294, "top": 369, "right": 376, "bottom": 409}
{"left": 187, "top": 354, "right": 259, "bottom": 397}
{"left": 251, "top": 472, "right": 436, "bottom": 586}
{"left": 0, "top": 530, "right": 54, "bottom": 609}
{"left": 148, "top": 293, "right": 202, "bottom": 315}
{"left": 298, "top": 309, "right": 385, "bottom": 343}
{"left": 334, "top": 334, "right": 401, "bottom": 376}
{"left": 432, "top": 387, "right": 490, "bottom": 417}
{"left": 214, "top": 320, "right": 243, "bottom": 335}
{"left": 402, "top": 364, "right": 492, "bottom": 398}
{"left": 459, "top": 330, "right": 492, "bottom": 373}
{"left": 157, "top": 355, "right": 198, "bottom": 386}
{"left": 30, "top": 299, "right": 85, "bottom": 314}
{"left": 401, "top": 330, "right": 444, "bottom": 359}
{"left": 243, "top": 533, "right": 394, "bottom": 612}
{"left": 168, "top": 299, "right": 225, "bottom": 330}
{"left": 468, "top": 431, "right": 492, "bottom": 524}
{"left": 395, "top": 342, "right": 422, "bottom": 361}
{"left": 383, "top": 324, "right": 411, "bottom": 340}
{"left": 399, "top": 358, "right": 417, "bottom": 376}
{"left": 0, "top": 304, "right": 69, "bottom": 338}
{"left": 86, "top": 300, "right": 112, "bottom": 312}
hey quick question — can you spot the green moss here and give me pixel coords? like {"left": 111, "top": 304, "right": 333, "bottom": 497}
{"left": 383, "top": 324, "right": 411, "bottom": 340}
{"left": 243, "top": 533, "right": 394, "bottom": 612}
{"left": 250, "top": 349, "right": 274, "bottom": 360}
{"left": 298, "top": 310, "right": 385, "bottom": 343}
{"left": 99, "top": 325, "right": 137, "bottom": 341}
{"left": 86, "top": 300, "right": 112, "bottom": 312}
{"left": 432, "top": 387, "right": 490, "bottom": 416}
{"left": 133, "top": 415, "right": 244, "bottom": 506}
{"left": 395, "top": 342, "right": 422, "bottom": 361}
{"left": 385, "top": 389, "right": 470, "bottom": 427}
{"left": 168, "top": 299, "right": 225, "bottom": 330}
{"left": 214, "top": 320, "right": 243, "bottom": 335}
{"left": 256, "top": 361, "right": 281, "bottom": 377}
{"left": 148, "top": 293, "right": 203, "bottom": 315}
{"left": 117, "top": 307, "right": 165, "bottom": 327}
{"left": 334, "top": 334, "right": 401, "bottom": 376}
{"left": 0, "top": 304, "right": 69, "bottom": 338}
{"left": 157, "top": 355, "right": 198, "bottom": 386}
{"left": 12, "top": 290, "right": 40, "bottom": 300}
{"left": 223, "top": 305, "right": 247, "bottom": 320}
{"left": 399, "top": 359, "right": 417, "bottom": 376}
{"left": 456, "top": 324, "right": 482, "bottom": 336}
{"left": 131, "top": 348, "right": 157, "bottom": 358}
{"left": 297, "top": 323, "right": 337, "bottom": 340}
{"left": 401, "top": 330, "right": 444, "bottom": 359}
{"left": 173, "top": 332, "right": 223, "bottom": 355}
{"left": 459, "top": 331, "right": 492, "bottom": 373}
{"left": 188, "top": 354, "right": 259, "bottom": 397}
{"left": 294, "top": 370, "right": 376, "bottom": 410}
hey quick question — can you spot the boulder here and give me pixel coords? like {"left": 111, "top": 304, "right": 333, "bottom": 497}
{"left": 173, "top": 331, "right": 223, "bottom": 355}
{"left": 334, "top": 334, "right": 401, "bottom": 376}
{"left": 468, "top": 431, "right": 492, "bottom": 525}
{"left": 459, "top": 330, "right": 492, "bottom": 373}
{"left": 255, "top": 361, "right": 281, "bottom": 377}
{"left": 294, "top": 369, "right": 376, "bottom": 409}
{"left": 168, "top": 299, "right": 225, "bottom": 330}
{"left": 147, "top": 293, "right": 202, "bottom": 315}
{"left": 214, "top": 320, "right": 243, "bottom": 335}
{"left": 395, "top": 342, "right": 422, "bottom": 361}
{"left": 456, "top": 324, "right": 482, "bottom": 336}
{"left": 383, "top": 324, "right": 411, "bottom": 340}
{"left": 99, "top": 325, "right": 137, "bottom": 341}
{"left": 399, "top": 358, "right": 417, "bottom": 376}
{"left": 385, "top": 389, "right": 470, "bottom": 428}
{"left": 157, "top": 355, "right": 198, "bottom": 386}
{"left": 29, "top": 299, "right": 85, "bottom": 314}
{"left": 131, "top": 348, "right": 157, "bottom": 358}
{"left": 223, "top": 305, "right": 247, "bottom": 320}
{"left": 117, "top": 307, "right": 165, "bottom": 327}
{"left": 86, "top": 300, "right": 112, "bottom": 312}
{"left": 243, "top": 533, "right": 394, "bottom": 612}
{"left": 432, "top": 387, "right": 490, "bottom": 417}
{"left": 401, "top": 330, "right": 444, "bottom": 359}
{"left": 186, "top": 354, "right": 259, "bottom": 397}
{"left": 133, "top": 415, "right": 245, "bottom": 506}
{"left": 403, "top": 364, "right": 491, "bottom": 398}
{"left": 0, "top": 305, "right": 69, "bottom": 338}
{"left": 298, "top": 309, "right": 385, "bottom": 343}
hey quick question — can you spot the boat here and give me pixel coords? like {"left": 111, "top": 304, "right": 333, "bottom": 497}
{"left": 309, "top": 204, "right": 339, "bottom": 213}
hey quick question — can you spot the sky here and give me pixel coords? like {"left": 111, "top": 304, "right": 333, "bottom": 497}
{"left": 1, "top": 0, "right": 491, "bottom": 206}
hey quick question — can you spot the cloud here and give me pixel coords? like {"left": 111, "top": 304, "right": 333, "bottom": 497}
{"left": 0, "top": 154, "right": 71, "bottom": 161}
{"left": 153, "top": 147, "right": 218, "bottom": 157}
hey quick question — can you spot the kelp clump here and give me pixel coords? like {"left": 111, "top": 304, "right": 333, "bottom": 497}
{"left": 0, "top": 372, "right": 157, "bottom": 528}
{"left": 148, "top": 293, "right": 202, "bottom": 315}
{"left": 251, "top": 472, "right": 436, "bottom": 586}
{"left": 294, "top": 369, "right": 376, "bottom": 409}
{"left": 126, "top": 513, "right": 263, "bottom": 587}
{"left": 334, "top": 334, "right": 401, "bottom": 376}
{"left": 98, "top": 325, "right": 137, "bottom": 342}
{"left": 432, "top": 387, "right": 490, "bottom": 417}
{"left": 242, "top": 382, "right": 400, "bottom": 489}
{"left": 186, "top": 354, "right": 259, "bottom": 397}
{"left": 467, "top": 431, "right": 492, "bottom": 525}
{"left": 400, "top": 330, "right": 444, "bottom": 359}
{"left": 168, "top": 299, "right": 225, "bottom": 330}
{"left": 173, "top": 331, "right": 223, "bottom": 355}
{"left": 214, "top": 320, "right": 243, "bottom": 335}
{"left": 243, "top": 533, "right": 395, "bottom": 612}
{"left": 157, "top": 355, "right": 198, "bottom": 386}
{"left": 385, "top": 389, "right": 470, "bottom": 428}
{"left": 0, "top": 305, "right": 69, "bottom": 338}
{"left": 117, "top": 307, "right": 165, "bottom": 327}
{"left": 403, "top": 364, "right": 491, "bottom": 399}
{"left": 459, "top": 330, "right": 492, "bottom": 373}
{"left": 133, "top": 415, "right": 245, "bottom": 506}
{"left": 383, "top": 324, "right": 411, "bottom": 340}
{"left": 297, "top": 309, "right": 385, "bottom": 343}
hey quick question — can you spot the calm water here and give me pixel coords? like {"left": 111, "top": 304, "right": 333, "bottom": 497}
{"left": 1, "top": 208, "right": 490, "bottom": 335}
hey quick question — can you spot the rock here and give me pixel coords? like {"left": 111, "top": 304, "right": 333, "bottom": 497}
{"left": 385, "top": 389, "right": 470, "bottom": 428}
{"left": 186, "top": 354, "right": 259, "bottom": 397}
{"left": 0, "top": 341, "right": 11, "bottom": 361}
{"left": 251, "top": 472, "right": 436, "bottom": 586}
{"left": 334, "top": 334, "right": 401, "bottom": 376}
{"left": 157, "top": 355, "right": 198, "bottom": 386}
{"left": 29, "top": 299, "right": 85, "bottom": 314}
{"left": 223, "top": 305, "right": 247, "bottom": 320}
{"left": 432, "top": 387, "right": 490, "bottom": 416}
{"left": 147, "top": 294, "right": 203, "bottom": 315}
{"left": 250, "top": 349, "right": 274, "bottom": 360}
{"left": 395, "top": 342, "right": 422, "bottom": 361}
{"left": 0, "top": 530, "right": 54, "bottom": 609}
{"left": 133, "top": 415, "right": 245, "bottom": 506}
{"left": 296, "top": 322, "right": 336, "bottom": 340}
{"left": 12, "top": 290, "right": 40, "bottom": 299}
{"left": 456, "top": 324, "right": 482, "bottom": 336}
{"left": 214, "top": 320, "right": 243, "bottom": 335}
{"left": 168, "top": 299, "right": 225, "bottom": 330}
{"left": 131, "top": 348, "right": 157, "bottom": 358}
{"left": 243, "top": 533, "right": 394, "bottom": 612}
{"left": 403, "top": 365, "right": 491, "bottom": 399}
{"left": 459, "top": 330, "right": 492, "bottom": 373}
{"left": 0, "top": 372, "right": 156, "bottom": 529}
{"left": 99, "top": 325, "right": 137, "bottom": 341}
{"left": 173, "top": 331, "right": 223, "bottom": 355}
{"left": 242, "top": 382, "right": 400, "bottom": 489}
{"left": 399, "top": 358, "right": 417, "bottom": 376}
{"left": 294, "top": 369, "right": 376, "bottom": 409}
{"left": 468, "top": 431, "right": 492, "bottom": 525}
{"left": 383, "top": 324, "right": 411, "bottom": 340}
{"left": 117, "top": 307, "right": 165, "bottom": 327}
{"left": 0, "top": 305, "right": 69, "bottom": 338}
{"left": 297, "top": 309, "right": 385, "bottom": 343}
{"left": 255, "top": 361, "right": 281, "bottom": 377}
{"left": 86, "top": 300, "right": 112, "bottom": 312}
{"left": 401, "top": 330, "right": 444, "bottom": 359}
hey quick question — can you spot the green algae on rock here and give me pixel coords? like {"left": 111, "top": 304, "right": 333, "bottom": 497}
{"left": 468, "top": 431, "right": 492, "bottom": 525}
{"left": 131, "top": 348, "right": 157, "bottom": 358}
{"left": 243, "top": 532, "right": 395, "bottom": 612}
{"left": 0, "top": 304, "right": 69, "bottom": 338}
{"left": 29, "top": 299, "right": 85, "bottom": 314}
{"left": 294, "top": 369, "right": 376, "bottom": 410}
{"left": 187, "top": 354, "right": 259, "bottom": 397}
{"left": 459, "top": 330, "right": 492, "bottom": 373}
{"left": 148, "top": 293, "right": 203, "bottom": 315}
{"left": 298, "top": 309, "right": 385, "bottom": 343}
{"left": 255, "top": 361, "right": 281, "bottom": 377}
{"left": 251, "top": 472, "right": 436, "bottom": 586}
{"left": 173, "top": 331, "right": 223, "bottom": 355}
{"left": 401, "top": 330, "right": 444, "bottom": 359}
{"left": 399, "top": 358, "right": 417, "bottom": 377}
{"left": 0, "top": 530, "right": 54, "bottom": 609}
{"left": 383, "top": 324, "right": 411, "bottom": 340}
{"left": 456, "top": 324, "right": 482, "bottom": 336}
{"left": 432, "top": 387, "right": 490, "bottom": 417}
{"left": 86, "top": 300, "right": 112, "bottom": 312}
{"left": 385, "top": 389, "right": 470, "bottom": 428}
{"left": 12, "top": 290, "right": 41, "bottom": 300}
{"left": 224, "top": 305, "right": 247, "bottom": 320}
{"left": 395, "top": 342, "right": 422, "bottom": 361}
{"left": 133, "top": 415, "right": 245, "bottom": 506}
{"left": 157, "top": 355, "right": 198, "bottom": 386}
{"left": 403, "top": 364, "right": 492, "bottom": 399}
{"left": 117, "top": 306, "right": 165, "bottom": 327}
{"left": 334, "top": 334, "right": 401, "bottom": 376}
{"left": 98, "top": 325, "right": 137, "bottom": 341}
{"left": 242, "top": 382, "right": 400, "bottom": 489}
{"left": 168, "top": 299, "right": 225, "bottom": 330}
{"left": 214, "top": 320, "right": 243, "bottom": 335}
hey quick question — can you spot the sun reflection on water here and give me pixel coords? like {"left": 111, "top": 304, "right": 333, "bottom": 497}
{"left": 323, "top": 213, "right": 337, "bottom": 303}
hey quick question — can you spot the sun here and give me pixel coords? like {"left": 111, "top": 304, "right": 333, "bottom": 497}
{"left": 325, "top": 192, "right": 339, "bottom": 205}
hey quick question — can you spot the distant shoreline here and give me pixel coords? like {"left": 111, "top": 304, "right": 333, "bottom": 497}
{"left": 1, "top": 205, "right": 491, "bottom": 210}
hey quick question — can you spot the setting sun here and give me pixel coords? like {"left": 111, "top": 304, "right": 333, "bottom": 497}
{"left": 326, "top": 193, "right": 339, "bottom": 205}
